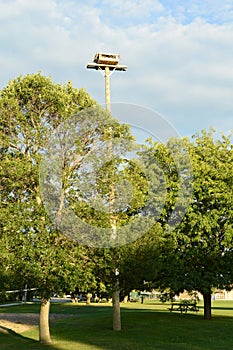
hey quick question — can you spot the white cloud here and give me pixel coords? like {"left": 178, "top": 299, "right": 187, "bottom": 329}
{"left": 0, "top": 0, "right": 232, "bottom": 137}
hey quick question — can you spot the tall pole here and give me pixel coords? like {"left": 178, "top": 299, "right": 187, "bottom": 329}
{"left": 105, "top": 65, "right": 120, "bottom": 331}
{"left": 105, "top": 66, "right": 111, "bottom": 112}
{"left": 86, "top": 53, "right": 127, "bottom": 332}
{"left": 105, "top": 65, "right": 116, "bottom": 240}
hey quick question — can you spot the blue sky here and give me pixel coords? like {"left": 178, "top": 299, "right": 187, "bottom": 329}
{"left": 0, "top": 0, "right": 232, "bottom": 138}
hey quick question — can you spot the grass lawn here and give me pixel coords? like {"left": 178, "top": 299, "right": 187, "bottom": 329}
{"left": 1, "top": 300, "right": 233, "bottom": 349}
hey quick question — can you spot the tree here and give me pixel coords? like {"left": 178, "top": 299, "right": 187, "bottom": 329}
{"left": 0, "top": 72, "right": 98, "bottom": 343}
{"left": 153, "top": 131, "right": 233, "bottom": 319}
{"left": 1, "top": 72, "right": 145, "bottom": 337}
{"left": 40, "top": 117, "right": 154, "bottom": 330}
{"left": 118, "top": 221, "right": 164, "bottom": 299}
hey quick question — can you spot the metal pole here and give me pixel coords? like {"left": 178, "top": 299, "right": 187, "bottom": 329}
{"left": 105, "top": 66, "right": 111, "bottom": 111}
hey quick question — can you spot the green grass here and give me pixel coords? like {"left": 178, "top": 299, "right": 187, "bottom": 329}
{"left": 1, "top": 300, "right": 233, "bottom": 349}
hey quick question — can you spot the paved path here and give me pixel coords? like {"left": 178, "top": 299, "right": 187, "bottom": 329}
{"left": 0, "top": 302, "right": 23, "bottom": 307}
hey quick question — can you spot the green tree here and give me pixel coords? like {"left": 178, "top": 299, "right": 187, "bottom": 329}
{"left": 155, "top": 131, "right": 233, "bottom": 319}
{"left": 118, "top": 221, "right": 164, "bottom": 300}
{"left": 0, "top": 72, "right": 143, "bottom": 337}
{"left": 0, "top": 72, "right": 97, "bottom": 343}
{"left": 41, "top": 119, "right": 151, "bottom": 331}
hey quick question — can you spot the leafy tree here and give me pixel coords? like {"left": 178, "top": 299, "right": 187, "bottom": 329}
{"left": 0, "top": 72, "right": 98, "bottom": 343}
{"left": 118, "top": 222, "right": 164, "bottom": 299}
{"left": 40, "top": 116, "right": 152, "bottom": 331}
{"left": 0, "top": 72, "right": 145, "bottom": 337}
{"left": 154, "top": 131, "right": 233, "bottom": 319}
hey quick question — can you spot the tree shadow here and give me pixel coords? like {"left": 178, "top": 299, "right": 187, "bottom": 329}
{"left": 211, "top": 306, "right": 233, "bottom": 310}
{"left": 2, "top": 303, "right": 233, "bottom": 349}
{"left": 46, "top": 304, "right": 233, "bottom": 349}
{"left": 0, "top": 324, "right": 60, "bottom": 349}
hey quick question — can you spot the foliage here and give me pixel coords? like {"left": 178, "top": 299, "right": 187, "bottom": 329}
{"left": 152, "top": 131, "right": 233, "bottom": 318}
{"left": 0, "top": 72, "right": 97, "bottom": 297}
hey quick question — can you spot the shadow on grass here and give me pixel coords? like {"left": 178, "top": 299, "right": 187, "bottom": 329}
{"left": 47, "top": 304, "right": 233, "bottom": 350}
{"left": 211, "top": 306, "right": 233, "bottom": 310}
{"left": 0, "top": 329, "right": 57, "bottom": 350}
{"left": 2, "top": 303, "right": 233, "bottom": 349}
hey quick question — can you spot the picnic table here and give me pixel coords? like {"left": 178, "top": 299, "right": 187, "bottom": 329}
{"left": 169, "top": 300, "right": 199, "bottom": 313}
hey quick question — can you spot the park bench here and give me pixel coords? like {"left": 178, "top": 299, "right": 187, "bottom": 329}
{"left": 169, "top": 300, "right": 199, "bottom": 313}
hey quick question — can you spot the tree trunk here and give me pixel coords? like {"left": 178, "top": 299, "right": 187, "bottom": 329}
{"left": 39, "top": 298, "right": 52, "bottom": 344}
{"left": 86, "top": 293, "right": 92, "bottom": 305}
{"left": 123, "top": 295, "right": 128, "bottom": 303}
{"left": 203, "top": 293, "right": 212, "bottom": 320}
{"left": 112, "top": 288, "right": 121, "bottom": 331}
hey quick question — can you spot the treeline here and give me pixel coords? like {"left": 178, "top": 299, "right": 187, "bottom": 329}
{"left": 0, "top": 73, "right": 232, "bottom": 344}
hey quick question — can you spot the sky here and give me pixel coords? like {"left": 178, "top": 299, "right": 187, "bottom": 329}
{"left": 0, "top": 0, "right": 233, "bottom": 138}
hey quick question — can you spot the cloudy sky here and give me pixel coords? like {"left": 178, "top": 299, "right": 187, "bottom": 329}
{"left": 0, "top": 0, "right": 233, "bottom": 138}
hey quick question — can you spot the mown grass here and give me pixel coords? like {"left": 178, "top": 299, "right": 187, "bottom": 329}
{"left": 1, "top": 300, "right": 233, "bottom": 349}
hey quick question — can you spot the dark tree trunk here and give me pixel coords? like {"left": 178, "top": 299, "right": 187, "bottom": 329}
{"left": 112, "top": 288, "right": 121, "bottom": 331}
{"left": 203, "top": 293, "right": 212, "bottom": 320}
